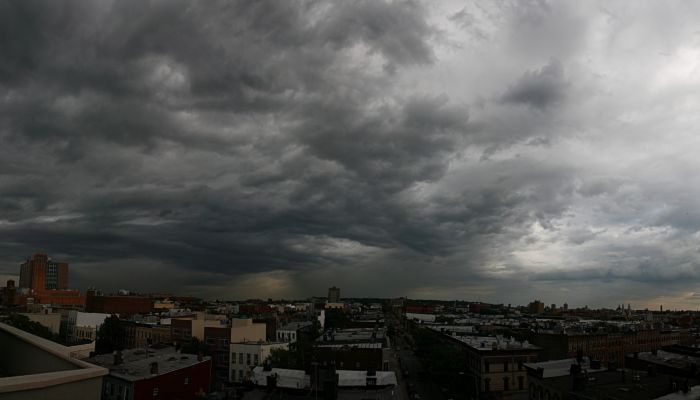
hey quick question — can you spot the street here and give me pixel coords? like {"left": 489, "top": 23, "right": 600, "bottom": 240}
{"left": 385, "top": 312, "right": 448, "bottom": 400}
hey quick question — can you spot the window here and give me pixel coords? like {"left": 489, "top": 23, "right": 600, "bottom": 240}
{"left": 232, "top": 353, "right": 236, "bottom": 364}
{"left": 184, "top": 377, "right": 189, "bottom": 385}
{"left": 153, "top": 388, "right": 159, "bottom": 396}
{"left": 246, "top": 353, "right": 251, "bottom": 365}
{"left": 239, "top": 353, "right": 243, "bottom": 364}
{"left": 518, "top": 376, "right": 524, "bottom": 390}
{"left": 254, "top": 354, "right": 259, "bottom": 365}
{"left": 124, "top": 387, "right": 129, "bottom": 400}
{"left": 503, "top": 377, "right": 509, "bottom": 391}
{"left": 484, "top": 361, "right": 490, "bottom": 373}
{"left": 518, "top": 360, "right": 523, "bottom": 371}
{"left": 504, "top": 361, "right": 509, "bottom": 372}
{"left": 239, "top": 370, "right": 243, "bottom": 380}
{"left": 484, "top": 378, "right": 490, "bottom": 392}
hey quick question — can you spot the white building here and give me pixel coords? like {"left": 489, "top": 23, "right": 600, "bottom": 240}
{"left": 230, "top": 341, "right": 288, "bottom": 382}
{"left": 276, "top": 321, "right": 313, "bottom": 343}
{"left": 66, "top": 311, "right": 112, "bottom": 344}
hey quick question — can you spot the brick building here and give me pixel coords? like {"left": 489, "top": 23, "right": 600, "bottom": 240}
{"left": 19, "top": 253, "right": 69, "bottom": 291}
{"left": 530, "top": 329, "right": 686, "bottom": 367}
{"left": 124, "top": 322, "right": 172, "bottom": 349}
{"left": 16, "top": 253, "right": 84, "bottom": 307}
{"left": 86, "top": 347, "right": 211, "bottom": 400}
{"left": 85, "top": 289, "right": 153, "bottom": 316}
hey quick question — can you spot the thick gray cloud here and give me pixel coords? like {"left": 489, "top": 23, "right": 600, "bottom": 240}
{"left": 500, "top": 58, "right": 567, "bottom": 109}
{"left": 2, "top": 0, "right": 700, "bottom": 308}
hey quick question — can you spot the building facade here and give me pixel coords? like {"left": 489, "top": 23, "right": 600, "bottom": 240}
{"left": 19, "top": 253, "right": 69, "bottom": 291}
{"left": 124, "top": 323, "right": 172, "bottom": 349}
{"left": 85, "top": 289, "right": 153, "bottom": 316}
{"left": 531, "top": 330, "right": 685, "bottom": 367}
{"left": 86, "top": 347, "right": 211, "bottom": 400}
{"left": 456, "top": 336, "right": 541, "bottom": 399}
{"left": 328, "top": 286, "right": 340, "bottom": 303}
{"left": 277, "top": 321, "right": 314, "bottom": 343}
{"left": 230, "top": 341, "right": 288, "bottom": 382}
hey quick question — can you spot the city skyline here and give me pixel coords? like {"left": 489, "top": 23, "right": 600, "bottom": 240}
{"left": 4, "top": 1, "right": 700, "bottom": 308}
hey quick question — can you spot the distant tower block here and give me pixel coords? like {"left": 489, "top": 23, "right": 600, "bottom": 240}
{"left": 19, "top": 253, "right": 69, "bottom": 291}
{"left": 328, "top": 286, "right": 340, "bottom": 303}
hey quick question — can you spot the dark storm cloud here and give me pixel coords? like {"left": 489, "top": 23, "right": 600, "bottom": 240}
{"left": 2, "top": 0, "right": 700, "bottom": 306}
{"left": 0, "top": 0, "right": 470, "bottom": 294}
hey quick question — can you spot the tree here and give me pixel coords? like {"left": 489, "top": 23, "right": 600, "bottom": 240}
{"left": 324, "top": 309, "right": 349, "bottom": 330}
{"left": 267, "top": 347, "right": 303, "bottom": 369}
{"left": 95, "top": 315, "right": 125, "bottom": 355}
{"left": 5, "top": 314, "right": 61, "bottom": 343}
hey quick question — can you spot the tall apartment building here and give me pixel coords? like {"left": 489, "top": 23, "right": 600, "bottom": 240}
{"left": 328, "top": 286, "right": 340, "bottom": 303}
{"left": 19, "top": 253, "right": 69, "bottom": 291}
{"left": 528, "top": 300, "right": 545, "bottom": 314}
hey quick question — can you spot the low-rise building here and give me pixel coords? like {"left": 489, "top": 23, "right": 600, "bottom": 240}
{"left": 530, "top": 330, "right": 685, "bottom": 367}
{"left": 230, "top": 318, "right": 266, "bottom": 343}
{"left": 124, "top": 322, "right": 172, "bottom": 349}
{"left": 171, "top": 317, "right": 226, "bottom": 343}
{"left": 66, "top": 311, "right": 112, "bottom": 344}
{"left": 276, "top": 321, "right": 314, "bottom": 343}
{"left": 458, "top": 335, "right": 541, "bottom": 399}
{"left": 230, "top": 341, "right": 288, "bottom": 382}
{"left": 85, "top": 290, "right": 152, "bottom": 317}
{"left": 85, "top": 347, "right": 211, "bottom": 400}
{"left": 525, "top": 356, "right": 697, "bottom": 400}
{"left": 314, "top": 328, "right": 387, "bottom": 371}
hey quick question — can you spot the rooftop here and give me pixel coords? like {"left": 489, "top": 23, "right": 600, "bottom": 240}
{"left": 634, "top": 350, "right": 700, "bottom": 371}
{"left": 86, "top": 347, "right": 210, "bottom": 381}
{"left": 454, "top": 335, "right": 539, "bottom": 351}
{"left": 524, "top": 357, "right": 606, "bottom": 378}
{"left": 315, "top": 343, "right": 383, "bottom": 349}
{"left": 278, "top": 321, "right": 314, "bottom": 331}
{"left": 317, "top": 328, "right": 385, "bottom": 343}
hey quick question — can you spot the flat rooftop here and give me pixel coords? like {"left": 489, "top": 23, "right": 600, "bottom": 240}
{"left": 315, "top": 343, "right": 383, "bottom": 349}
{"left": 86, "top": 347, "right": 210, "bottom": 381}
{"left": 635, "top": 350, "right": 700, "bottom": 370}
{"left": 524, "top": 357, "right": 605, "bottom": 378}
{"left": 537, "top": 370, "right": 697, "bottom": 400}
{"left": 278, "top": 321, "right": 314, "bottom": 331}
{"left": 454, "top": 335, "right": 539, "bottom": 351}
{"left": 317, "top": 328, "right": 385, "bottom": 343}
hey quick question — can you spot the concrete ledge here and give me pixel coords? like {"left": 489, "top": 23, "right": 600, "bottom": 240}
{"left": 0, "top": 322, "right": 108, "bottom": 394}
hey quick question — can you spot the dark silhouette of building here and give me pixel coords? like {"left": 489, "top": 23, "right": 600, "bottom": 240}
{"left": 328, "top": 287, "right": 341, "bottom": 303}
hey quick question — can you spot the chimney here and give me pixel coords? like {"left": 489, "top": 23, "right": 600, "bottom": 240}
{"left": 113, "top": 350, "right": 123, "bottom": 366}
{"left": 150, "top": 362, "right": 158, "bottom": 375}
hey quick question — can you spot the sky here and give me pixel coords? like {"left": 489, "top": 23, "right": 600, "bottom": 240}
{"left": 3, "top": 1, "right": 700, "bottom": 309}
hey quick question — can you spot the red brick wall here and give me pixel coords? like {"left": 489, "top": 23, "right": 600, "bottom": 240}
{"left": 133, "top": 359, "right": 211, "bottom": 400}
{"left": 86, "top": 295, "right": 153, "bottom": 316}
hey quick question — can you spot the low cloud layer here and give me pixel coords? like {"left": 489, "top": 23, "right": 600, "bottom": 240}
{"left": 2, "top": 1, "right": 700, "bottom": 308}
